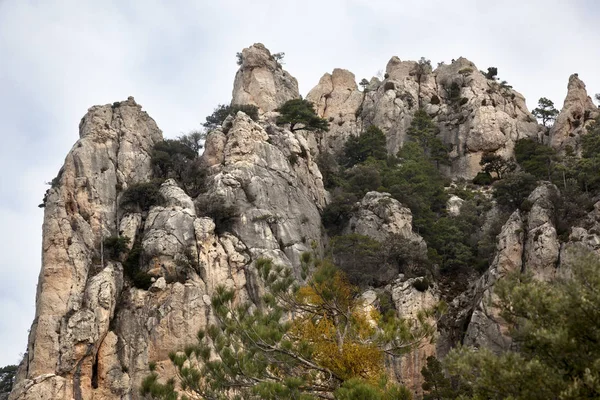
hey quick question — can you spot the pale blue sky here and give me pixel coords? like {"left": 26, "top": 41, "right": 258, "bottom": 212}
{"left": 0, "top": 0, "right": 598, "bottom": 366}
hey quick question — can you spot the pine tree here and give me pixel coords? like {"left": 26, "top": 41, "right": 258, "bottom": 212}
{"left": 142, "top": 255, "right": 440, "bottom": 399}
{"left": 406, "top": 109, "right": 449, "bottom": 168}
{"left": 532, "top": 97, "right": 559, "bottom": 127}
{"left": 275, "top": 99, "right": 329, "bottom": 132}
{"left": 444, "top": 251, "right": 600, "bottom": 399}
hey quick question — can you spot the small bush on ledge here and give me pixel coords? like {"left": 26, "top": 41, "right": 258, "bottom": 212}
{"left": 120, "top": 181, "right": 164, "bottom": 212}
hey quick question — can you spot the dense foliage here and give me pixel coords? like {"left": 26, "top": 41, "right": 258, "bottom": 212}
{"left": 203, "top": 104, "right": 259, "bottom": 130}
{"left": 0, "top": 365, "right": 17, "bottom": 396}
{"left": 323, "top": 110, "right": 499, "bottom": 285}
{"left": 433, "top": 252, "right": 600, "bottom": 399}
{"left": 341, "top": 126, "right": 387, "bottom": 168}
{"left": 532, "top": 97, "right": 559, "bottom": 127}
{"left": 142, "top": 256, "right": 439, "bottom": 399}
{"left": 120, "top": 181, "right": 164, "bottom": 212}
{"left": 151, "top": 132, "right": 208, "bottom": 197}
{"left": 275, "top": 99, "right": 329, "bottom": 132}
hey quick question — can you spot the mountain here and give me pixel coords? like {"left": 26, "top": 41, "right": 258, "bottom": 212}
{"left": 8, "top": 43, "right": 600, "bottom": 399}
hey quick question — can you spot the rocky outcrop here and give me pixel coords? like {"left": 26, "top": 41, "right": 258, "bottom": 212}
{"left": 344, "top": 191, "right": 424, "bottom": 246}
{"left": 360, "top": 57, "right": 541, "bottom": 178}
{"left": 306, "top": 68, "right": 363, "bottom": 154}
{"left": 201, "top": 112, "right": 327, "bottom": 268}
{"left": 462, "top": 211, "right": 524, "bottom": 352}
{"left": 391, "top": 277, "right": 440, "bottom": 395}
{"left": 460, "top": 183, "right": 559, "bottom": 352}
{"left": 13, "top": 103, "right": 330, "bottom": 399}
{"left": 11, "top": 97, "right": 162, "bottom": 400}
{"left": 231, "top": 43, "right": 300, "bottom": 112}
{"left": 549, "top": 74, "right": 599, "bottom": 152}
{"left": 17, "top": 44, "right": 600, "bottom": 399}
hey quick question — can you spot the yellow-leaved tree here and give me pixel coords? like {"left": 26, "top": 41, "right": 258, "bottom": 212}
{"left": 142, "top": 253, "right": 443, "bottom": 400}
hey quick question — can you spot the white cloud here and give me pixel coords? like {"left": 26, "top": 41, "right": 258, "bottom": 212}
{"left": 0, "top": 0, "right": 598, "bottom": 366}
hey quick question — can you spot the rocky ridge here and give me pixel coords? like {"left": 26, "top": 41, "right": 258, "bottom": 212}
{"left": 11, "top": 44, "right": 600, "bottom": 399}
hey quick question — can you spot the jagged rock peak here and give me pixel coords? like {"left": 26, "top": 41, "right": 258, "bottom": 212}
{"left": 306, "top": 68, "right": 363, "bottom": 154}
{"left": 360, "top": 55, "right": 540, "bottom": 178}
{"left": 10, "top": 98, "right": 162, "bottom": 400}
{"left": 231, "top": 43, "right": 300, "bottom": 113}
{"left": 549, "top": 73, "right": 599, "bottom": 151}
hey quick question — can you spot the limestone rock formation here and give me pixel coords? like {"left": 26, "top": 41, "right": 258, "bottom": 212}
{"left": 14, "top": 44, "right": 600, "bottom": 399}
{"left": 360, "top": 57, "right": 541, "bottom": 178}
{"left": 461, "top": 183, "right": 560, "bottom": 352}
{"left": 549, "top": 74, "right": 599, "bottom": 151}
{"left": 231, "top": 43, "right": 300, "bottom": 112}
{"left": 10, "top": 97, "right": 162, "bottom": 400}
{"left": 306, "top": 68, "right": 363, "bottom": 154}
{"left": 344, "top": 191, "right": 424, "bottom": 246}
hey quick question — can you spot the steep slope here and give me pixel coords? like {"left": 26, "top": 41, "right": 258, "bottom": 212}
{"left": 548, "top": 73, "right": 599, "bottom": 152}
{"left": 12, "top": 44, "right": 600, "bottom": 399}
{"left": 309, "top": 57, "right": 542, "bottom": 178}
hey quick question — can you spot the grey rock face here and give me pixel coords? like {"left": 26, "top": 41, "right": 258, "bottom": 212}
{"left": 306, "top": 68, "right": 363, "bottom": 154}
{"left": 11, "top": 97, "right": 162, "bottom": 400}
{"left": 344, "top": 192, "right": 424, "bottom": 246}
{"left": 549, "top": 74, "right": 599, "bottom": 152}
{"left": 201, "top": 112, "right": 327, "bottom": 268}
{"left": 359, "top": 57, "right": 540, "bottom": 178}
{"left": 462, "top": 183, "right": 560, "bottom": 352}
{"left": 231, "top": 43, "right": 300, "bottom": 112}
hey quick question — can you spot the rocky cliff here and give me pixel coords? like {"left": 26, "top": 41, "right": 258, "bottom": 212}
{"left": 11, "top": 43, "right": 600, "bottom": 399}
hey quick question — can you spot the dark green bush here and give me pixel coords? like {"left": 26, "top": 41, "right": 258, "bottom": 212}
{"left": 123, "top": 243, "right": 152, "bottom": 290}
{"left": 275, "top": 99, "right": 329, "bottom": 132}
{"left": 204, "top": 104, "right": 259, "bottom": 130}
{"left": 493, "top": 172, "right": 537, "bottom": 210}
{"left": 412, "top": 277, "right": 430, "bottom": 292}
{"left": 330, "top": 234, "right": 394, "bottom": 287}
{"left": 120, "top": 181, "right": 164, "bottom": 212}
{"left": 446, "top": 82, "right": 461, "bottom": 102}
{"left": 484, "top": 67, "right": 498, "bottom": 80}
{"left": 341, "top": 125, "right": 387, "bottom": 168}
{"left": 321, "top": 189, "right": 358, "bottom": 236}
{"left": 514, "top": 138, "right": 557, "bottom": 180}
{"left": 472, "top": 172, "right": 493, "bottom": 186}
{"left": 196, "top": 198, "right": 238, "bottom": 234}
{"left": 103, "top": 236, "right": 130, "bottom": 260}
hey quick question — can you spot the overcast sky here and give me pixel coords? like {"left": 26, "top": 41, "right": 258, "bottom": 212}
{"left": 0, "top": 0, "right": 598, "bottom": 367}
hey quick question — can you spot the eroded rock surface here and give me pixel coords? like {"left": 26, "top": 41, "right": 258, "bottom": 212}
{"left": 549, "top": 74, "right": 599, "bottom": 151}
{"left": 11, "top": 97, "right": 161, "bottom": 400}
{"left": 306, "top": 68, "right": 363, "bottom": 154}
{"left": 359, "top": 57, "right": 540, "bottom": 178}
{"left": 231, "top": 43, "right": 300, "bottom": 112}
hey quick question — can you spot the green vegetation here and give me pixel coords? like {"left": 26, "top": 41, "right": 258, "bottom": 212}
{"left": 532, "top": 97, "right": 559, "bottom": 127}
{"left": 203, "top": 104, "right": 259, "bottom": 130}
{"left": 492, "top": 171, "right": 537, "bottom": 210}
{"left": 103, "top": 236, "right": 130, "bottom": 261}
{"left": 323, "top": 110, "right": 499, "bottom": 285}
{"left": 275, "top": 99, "right": 329, "bottom": 132}
{"left": 359, "top": 78, "right": 370, "bottom": 91}
{"left": 479, "top": 152, "right": 515, "bottom": 180}
{"left": 484, "top": 67, "right": 498, "bottom": 80}
{"left": 142, "top": 257, "right": 439, "bottom": 399}
{"left": 434, "top": 252, "right": 600, "bottom": 399}
{"left": 120, "top": 181, "right": 164, "bottom": 212}
{"left": 514, "top": 138, "right": 557, "bottom": 180}
{"left": 0, "top": 365, "right": 17, "bottom": 396}
{"left": 341, "top": 125, "right": 387, "bottom": 168}
{"left": 406, "top": 109, "right": 450, "bottom": 167}
{"left": 123, "top": 242, "right": 153, "bottom": 290}
{"left": 151, "top": 131, "right": 209, "bottom": 197}
{"left": 195, "top": 198, "right": 238, "bottom": 234}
